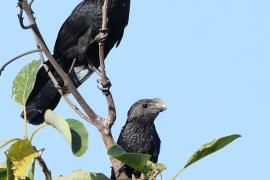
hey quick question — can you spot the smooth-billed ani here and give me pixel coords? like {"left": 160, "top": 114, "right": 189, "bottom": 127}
{"left": 111, "top": 98, "right": 167, "bottom": 179}
{"left": 21, "top": 0, "right": 130, "bottom": 124}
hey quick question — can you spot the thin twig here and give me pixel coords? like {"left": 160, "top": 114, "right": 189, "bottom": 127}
{"left": 0, "top": 49, "right": 41, "bottom": 76}
{"left": 99, "top": 0, "right": 117, "bottom": 129}
{"left": 29, "top": 123, "right": 48, "bottom": 142}
{"left": 0, "top": 139, "right": 20, "bottom": 149}
{"left": 36, "top": 156, "right": 52, "bottom": 180}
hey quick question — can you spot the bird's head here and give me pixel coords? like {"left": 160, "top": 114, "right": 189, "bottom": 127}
{"left": 127, "top": 98, "right": 167, "bottom": 125}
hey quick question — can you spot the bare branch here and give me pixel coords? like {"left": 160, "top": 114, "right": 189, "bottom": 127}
{"left": 98, "top": 0, "right": 117, "bottom": 128}
{"left": 0, "top": 49, "right": 41, "bottom": 76}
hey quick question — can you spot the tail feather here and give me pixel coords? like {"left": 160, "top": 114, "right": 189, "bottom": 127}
{"left": 21, "top": 66, "right": 61, "bottom": 124}
{"left": 21, "top": 60, "right": 94, "bottom": 125}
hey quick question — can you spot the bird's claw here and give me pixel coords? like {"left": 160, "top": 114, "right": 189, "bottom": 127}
{"left": 61, "top": 81, "right": 69, "bottom": 94}
{"left": 97, "top": 78, "right": 111, "bottom": 94}
{"left": 95, "top": 29, "right": 109, "bottom": 43}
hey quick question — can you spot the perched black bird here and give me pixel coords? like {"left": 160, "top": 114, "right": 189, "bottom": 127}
{"left": 111, "top": 98, "right": 167, "bottom": 179}
{"left": 22, "top": 0, "right": 130, "bottom": 124}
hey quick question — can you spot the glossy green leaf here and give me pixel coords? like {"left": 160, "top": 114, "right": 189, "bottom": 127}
{"left": 66, "top": 119, "right": 89, "bottom": 157}
{"left": 12, "top": 60, "right": 41, "bottom": 105}
{"left": 108, "top": 145, "right": 151, "bottom": 172}
{"left": 44, "top": 110, "right": 72, "bottom": 146}
{"left": 5, "top": 140, "right": 39, "bottom": 179}
{"left": 184, "top": 134, "right": 241, "bottom": 168}
{"left": 53, "top": 170, "right": 110, "bottom": 180}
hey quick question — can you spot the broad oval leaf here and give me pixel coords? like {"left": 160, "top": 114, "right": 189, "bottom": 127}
{"left": 53, "top": 170, "right": 110, "bottom": 180}
{"left": 67, "top": 119, "right": 89, "bottom": 157}
{"left": 108, "top": 145, "right": 151, "bottom": 172}
{"left": 184, "top": 134, "right": 241, "bottom": 168}
{"left": 4, "top": 140, "right": 39, "bottom": 179}
{"left": 45, "top": 110, "right": 89, "bottom": 157}
{"left": 45, "top": 110, "right": 72, "bottom": 146}
{"left": 12, "top": 60, "right": 41, "bottom": 105}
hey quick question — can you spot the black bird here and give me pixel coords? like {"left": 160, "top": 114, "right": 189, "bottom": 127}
{"left": 22, "top": 0, "right": 130, "bottom": 124}
{"left": 111, "top": 98, "right": 167, "bottom": 179}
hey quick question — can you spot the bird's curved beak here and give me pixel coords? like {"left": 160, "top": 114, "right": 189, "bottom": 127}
{"left": 153, "top": 98, "right": 167, "bottom": 112}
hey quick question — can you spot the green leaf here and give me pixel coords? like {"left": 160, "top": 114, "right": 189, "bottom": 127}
{"left": 0, "top": 168, "right": 7, "bottom": 180}
{"left": 12, "top": 60, "right": 41, "bottom": 105}
{"left": 53, "top": 170, "right": 110, "bottom": 180}
{"left": 45, "top": 110, "right": 89, "bottom": 157}
{"left": 108, "top": 145, "right": 151, "bottom": 172}
{"left": 45, "top": 110, "right": 72, "bottom": 146}
{"left": 28, "top": 160, "right": 35, "bottom": 180}
{"left": 184, "top": 134, "right": 241, "bottom": 168}
{"left": 154, "top": 163, "right": 167, "bottom": 171}
{"left": 5, "top": 140, "right": 39, "bottom": 179}
{"left": 66, "top": 119, "right": 89, "bottom": 157}
{"left": 171, "top": 134, "right": 241, "bottom": 179}
{"left": 0, "top": 162, "right": 7, "bottom": 180}
{"left": 6, "top": 159, "right": 14, "bottom": 180}
{"left": 89, "top": 172, "right": 111, "bottom": 180}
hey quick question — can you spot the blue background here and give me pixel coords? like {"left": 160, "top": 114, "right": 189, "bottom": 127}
{"left": 1, "top": 0, "right": 269, "bottom": 179}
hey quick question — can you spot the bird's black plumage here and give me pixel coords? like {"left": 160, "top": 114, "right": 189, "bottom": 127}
{"left": 22, "top": 0, "right": 130, "bottom": 124}
{"left": 111, "top": 98, "right": 167, "bottom": 179}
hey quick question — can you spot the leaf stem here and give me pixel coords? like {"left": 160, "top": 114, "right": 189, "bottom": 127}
{"left": 0, "top": 139, "right": 20, "bottom": 150}
{"left": 23, "top": 105, "right": 28, "bottom": 139}
{"left": 30, "top": 123, "right": 48, "bottom": 142}
{"left": 171, "top": 167, "right": 185, "bottom": 180}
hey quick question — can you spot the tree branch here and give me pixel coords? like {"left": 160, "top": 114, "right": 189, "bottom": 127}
{"left": 0, "top": 49, "right": 41, "bottom": 76}
{"left": 17, "top": 0, "right": 100, "bottom": 126}
{"left": 16, "top": 0, "right": 125, "bottom": 178}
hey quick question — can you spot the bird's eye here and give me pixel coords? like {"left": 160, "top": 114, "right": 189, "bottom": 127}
{"left": 142, "top": 104, "right": 148, "bottom": 108}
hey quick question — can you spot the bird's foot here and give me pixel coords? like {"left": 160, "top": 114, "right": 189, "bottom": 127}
{"left": 59, "top": 81, "right": 69, "bottom": 95}
{"left": 95, "top": 29, "right": 109, "bottom": 43}
{"left": 97, "top": 78, "right": 111, "bottom": 94}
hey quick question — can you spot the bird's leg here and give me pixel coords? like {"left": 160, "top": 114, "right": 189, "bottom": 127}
{"left": 78, "top": 27, "right": 94, "bottom": 61}
{"left": 94, "top": 29, "right": 109, "bottom": 43}
{"left": 96, "top": 28, "right": 110, "bottom": 94}
{"left": 87, "top": 61, "right": 102, "bottom": 77}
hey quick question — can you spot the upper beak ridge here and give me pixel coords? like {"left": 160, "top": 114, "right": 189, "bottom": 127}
{"left": 153, "top": 98, "right": 167, "bottom": 112}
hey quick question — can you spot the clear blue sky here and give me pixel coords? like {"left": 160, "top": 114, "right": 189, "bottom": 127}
{"left": 0, "top": 0, "right": 269, "bottom": 179}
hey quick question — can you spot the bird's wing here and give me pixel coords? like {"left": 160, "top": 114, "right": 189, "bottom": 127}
{"left": 115, "top": 29, "right": 124, "bottom": 47}
{"left": 53, "top": 1, "right": 99, "bottom": 57}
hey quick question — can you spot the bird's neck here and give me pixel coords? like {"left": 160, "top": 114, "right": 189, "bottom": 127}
{"left": 126, "top": 118, "right": 157, "bottom": 137}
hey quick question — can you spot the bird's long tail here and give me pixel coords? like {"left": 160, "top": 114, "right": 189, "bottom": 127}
{"left": 21, "top": 61, "right": 93, "bottom": 125}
